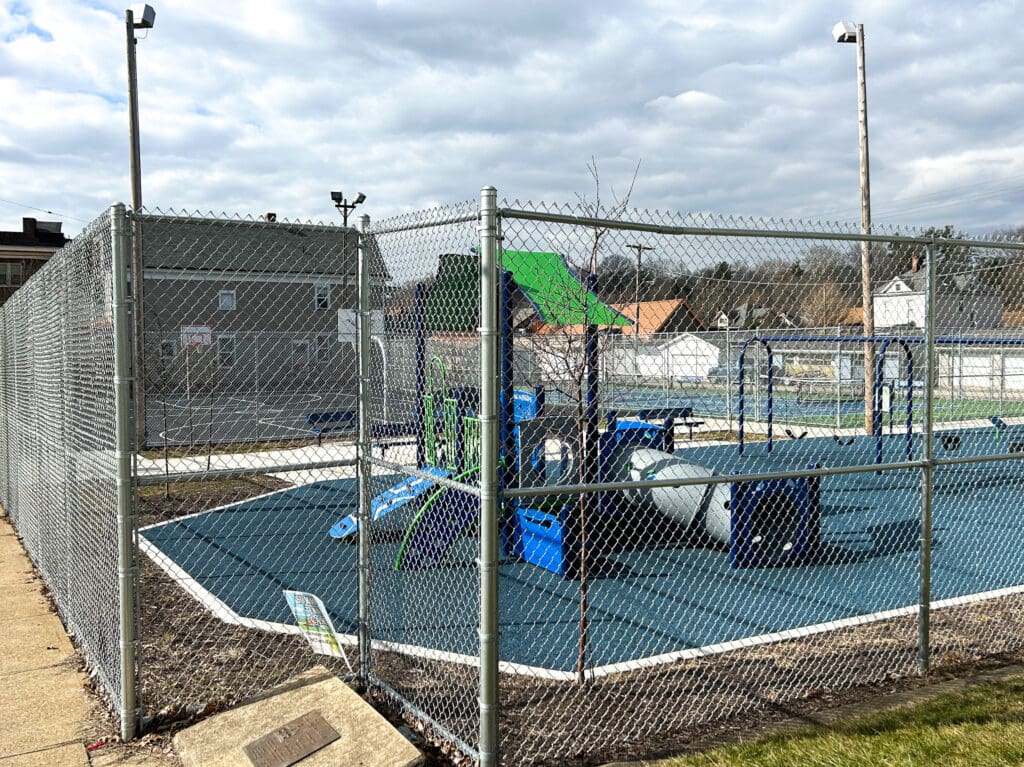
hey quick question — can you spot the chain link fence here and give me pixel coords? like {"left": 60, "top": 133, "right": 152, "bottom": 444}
{"left": 4, "top": 195, "right": 1024, "bottom": 765}
{"left": 0, "top": 207, "right": 128, "bottom": 720}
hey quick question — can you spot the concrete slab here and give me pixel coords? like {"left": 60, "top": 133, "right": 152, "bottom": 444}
{"left": 0, "top": 664, "right": 88, "bottom": 758}
{"left": 0, "top": 588, "right": 52, "bottom": 620}
{"left": 0, "top": 741, "right": 89, "bottom": 767}
{"left": 173, "top": 667, "right": 423, "bottom": 767}
{"left": 0, "top": 613, "right": 76, "bottom": 674}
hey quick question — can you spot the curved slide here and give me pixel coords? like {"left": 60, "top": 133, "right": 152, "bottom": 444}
{"left": 395, "top": 467, "right": 480, "bottom": 570}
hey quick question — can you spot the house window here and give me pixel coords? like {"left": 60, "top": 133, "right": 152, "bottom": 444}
{"left": 291, "top": 340, "right": 310, "bottom": 368}
{"left": 316, "top": 333, "right": 333, "bottom": 362}
{"left": 313, "top": 282, "right": 332, "bottom": 310}
{"left": 218, "top": 289, "right": 237, "bottom": 311}
{"left": 159, "top": 340, "right": 177, "bottom": 369}
{"left": 217, "top": 334, "right": 236, "bottom": 367}
{"left": 0, "top": 263, "right": 22, "bottom": 286}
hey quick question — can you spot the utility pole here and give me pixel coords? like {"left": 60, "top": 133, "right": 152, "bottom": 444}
{"left": 627, "top": 243, "right": 654, "bottom": 380}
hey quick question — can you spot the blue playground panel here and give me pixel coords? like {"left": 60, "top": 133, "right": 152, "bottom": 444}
{"left": 140, "top": 426, "right": 1024, "bottom": 674}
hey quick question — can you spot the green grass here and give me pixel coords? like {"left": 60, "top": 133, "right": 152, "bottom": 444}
{"left": 654, "top": 676, "right": 1024, "bottom": 767}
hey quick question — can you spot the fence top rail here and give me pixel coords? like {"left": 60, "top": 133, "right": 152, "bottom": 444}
{"left": 754, "top": 335, "right": 1024, "bottom": 345}
{"left": 132, "top": 209, "right": 353, "bottom": 232}
{"left": 497, "top": 207, "right": 1024, "bottom": 252}
{"left": 370, "top": 210, "right": 480, "bottom": 236}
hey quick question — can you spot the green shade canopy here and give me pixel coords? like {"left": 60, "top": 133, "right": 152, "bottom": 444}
{"left": 501, "top": 249, "right": 631, "bottom": 328}
{"left": 424, "top": 250, "right": 630, "bottom": 332}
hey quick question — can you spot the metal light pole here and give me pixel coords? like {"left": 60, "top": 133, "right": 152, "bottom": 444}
{"left": 627, "top": 243, "right": 653, "bottom": 380}
{"left": 834, "top": 20, "right": 874, "bottom": 434}
{"left": 126, "top": 4, "right": 155, "bottom": 449}
{"left": 331, "top": 190, "right": 367, "bottom": 228}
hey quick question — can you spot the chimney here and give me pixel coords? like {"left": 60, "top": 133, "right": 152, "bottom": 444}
{"left": 911, "top": 252, "right": 920, "bottom": 273}
{"left": 22, "top": 217, "right": 37, "bottom": 237}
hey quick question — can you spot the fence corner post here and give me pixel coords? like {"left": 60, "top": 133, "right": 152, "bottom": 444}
{"left": 478, "top": 186, "right": 500, "bottom": 767}
{"left": 356, "top": 212, "right": 373, "bottom": 690}
{"left": 111, "top": 202, "right": 139, "bottom": 740}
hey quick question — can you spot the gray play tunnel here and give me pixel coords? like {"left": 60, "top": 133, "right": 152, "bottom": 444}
{"left": 621, "top": 448, "right": 733, "bottom": 544}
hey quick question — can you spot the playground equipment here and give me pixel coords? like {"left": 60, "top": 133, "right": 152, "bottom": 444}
{"left": 330, "top": 252, "right": 835, "bottom": 574}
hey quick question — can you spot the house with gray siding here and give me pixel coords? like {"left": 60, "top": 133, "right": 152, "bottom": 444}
{"left": 139, "top": 215, "right": 387, "bottom": 401}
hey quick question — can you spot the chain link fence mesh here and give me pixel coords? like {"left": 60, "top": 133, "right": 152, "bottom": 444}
{"left": 4, "top": 195, "right": 1024, "bottom": 764}
{"left": 132, "top": 210, "right": 366, "bottom": 724}
{"left": 362, "top": 201, "right": 483, "bottom": 759}
{"left": 0, "top": 209, "right": 124, "bottom": 713}
{"left": 488, "top": 201, "right": 1024, "bottom": 765}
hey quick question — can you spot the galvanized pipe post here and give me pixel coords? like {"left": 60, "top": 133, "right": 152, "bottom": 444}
{"left": 111, "top": 203, "right": 139, "bottom": 740}
{"left": 125, "top": 9, "right": 148, "bottom": 450}
{"left": 919, "top": 238, "right": 937, "bottom": 673}
{"left": 356, "top": 213, "right": 373, "bottom": 690}
{"left": 477, "top": 186, "right": 500, "bottom": 767}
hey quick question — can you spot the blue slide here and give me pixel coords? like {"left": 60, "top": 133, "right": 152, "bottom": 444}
{"left": 328, "top": 465, "right": 450, "bottom": 539}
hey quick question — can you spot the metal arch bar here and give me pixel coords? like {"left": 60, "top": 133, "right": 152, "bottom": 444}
{"left": 737, "top": 336, "right": 774, "bottom": 457}
{"left": 873, "top": 337, "right": 916, "bottom": 468}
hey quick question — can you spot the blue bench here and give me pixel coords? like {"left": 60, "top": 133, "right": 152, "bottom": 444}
{"left": 306, "top": 410, "right": 355, "bottom": 444}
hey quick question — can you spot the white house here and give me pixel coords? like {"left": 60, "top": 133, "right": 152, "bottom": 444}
{"left": 873, "top": 263, "right": 1002, "bottom": 332}
{"left": 659, "top": 333, "right": 721, "bottom": 383}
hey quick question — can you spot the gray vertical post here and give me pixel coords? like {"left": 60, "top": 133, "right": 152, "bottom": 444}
{"left": 125, "top": 9, "right": 148, "bottom": 450}
{"left": 356, "top": 213, "right": 372, "bottom": 689}
{"left": 112, "top": 203, "right": 138, "bottom": 740}
{"left": 919, "top": 239, "right": 937, "bottom": 674}
{"left": 1000, "top": 347, "right": 1006, "bottom": 417}
{"left": 725, "top": 325, "right": 733, "bottom": 432}
{"left": 478, "top": 186, "right": 500, "bottom": 767}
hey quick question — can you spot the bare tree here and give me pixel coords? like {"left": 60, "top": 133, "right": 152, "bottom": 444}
{"left": 559, "top": 157, "right": 642, "bottom": 682}
{"left": 800, "top": 282, "right": 853, "bottom": 327}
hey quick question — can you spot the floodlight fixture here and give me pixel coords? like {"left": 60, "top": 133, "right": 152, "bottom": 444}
{"left": 129, "top": 4, "right": 156, "bottom": 29}
{"left": 331, "top": 190, "right": 366, "bottom": 227}
{"left": 832, "top": 20, "right": 857, "bottom": 43}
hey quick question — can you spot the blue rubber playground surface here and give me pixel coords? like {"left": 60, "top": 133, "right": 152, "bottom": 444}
{"left": 140, "top": 425, "right": 1024, "bottom": 677}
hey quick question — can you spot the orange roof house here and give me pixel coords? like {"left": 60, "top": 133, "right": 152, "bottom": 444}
{"left": 531, "top": 298, "right": 706, "bottom": 336}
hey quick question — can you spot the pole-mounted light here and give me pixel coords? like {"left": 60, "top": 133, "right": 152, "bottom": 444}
{"left": 331, "top": 190, "right": 366, "bottom": 227}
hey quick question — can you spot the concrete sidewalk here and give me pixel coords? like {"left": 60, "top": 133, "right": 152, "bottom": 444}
{"left": 0, "top": 515, "right": 92, "bottom": 766}
{"left": 0, "top": 516, "right": 175, "bottom": 767}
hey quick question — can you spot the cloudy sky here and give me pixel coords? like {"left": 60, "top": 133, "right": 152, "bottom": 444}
{"left": 1, "top": 0, "right": 1022, "bottom": 237}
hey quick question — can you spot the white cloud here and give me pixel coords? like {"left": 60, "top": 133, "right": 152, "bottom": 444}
{"left": 0, "top": 0, "right": 1021, "bottom": 237}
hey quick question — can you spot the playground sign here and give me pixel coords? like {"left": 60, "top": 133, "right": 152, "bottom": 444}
{"left": 179, "top": 324, "right": 213, "bottom": 347}
{"left": 283, "top": 590, "right": 352, "bottom": 671}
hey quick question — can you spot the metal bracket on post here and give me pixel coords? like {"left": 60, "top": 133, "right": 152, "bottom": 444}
{"left": 356, "top": 213, "right": 373, "bottom": 691}
{"left": 919, "top": 238, "right": 937, "bottom": 674}
{"left": 111, "top": 203, "right": 139, "bottom": 741}
{"left": 477, "top": 186, "right": 500, "bottom": 767}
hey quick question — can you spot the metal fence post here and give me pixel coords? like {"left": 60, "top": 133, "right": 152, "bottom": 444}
{"left": 478, "top": 186, "right": 500, "bottom": 767}
{"left": 356, "top": 213, "right": 373, "bottom": 689}
{"left": 112, "top": 203, "right": 139, "bottom": 739}
{"left": 919, "top": 238, "right": 937, "bottom": 674}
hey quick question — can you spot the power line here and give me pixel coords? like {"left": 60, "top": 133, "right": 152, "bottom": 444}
{"left": 0, "top": 197, "right": 88, "bottom": 224}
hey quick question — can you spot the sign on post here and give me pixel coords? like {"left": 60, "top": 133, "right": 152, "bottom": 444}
{"left": 179, "top": 324, "right": 213, "bottom": 347}
{"left": 283, "top": 590, "right": 352, "bottom": 672}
